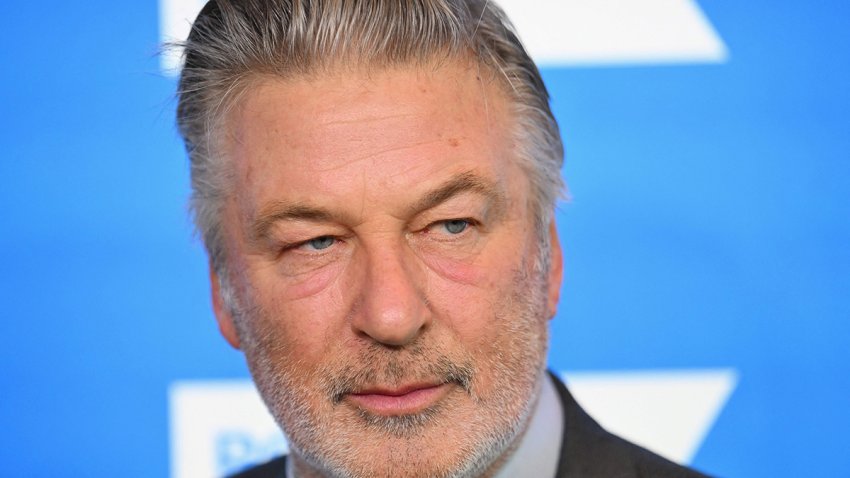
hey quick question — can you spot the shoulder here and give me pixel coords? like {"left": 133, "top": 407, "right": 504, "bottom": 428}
{"left": 226, "top": 455, "right": 287, "bottom": 478}
{"left": 549, "top": 371, "right": 712, "bottom": 478}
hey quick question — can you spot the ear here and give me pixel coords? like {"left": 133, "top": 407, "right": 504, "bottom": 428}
{"left": 210, "top": 264, "right": 242, "bottom": 349}
{"left": 545, "top": 219, "right": 563, "bottom": 320}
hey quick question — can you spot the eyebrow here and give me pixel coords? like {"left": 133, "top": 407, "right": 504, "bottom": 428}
{"left": 250, "top": 203, "right": 346, "bottom": 243}
{"left": 249, "top": 171, "right": 506, "bottom": 242}
{"left": 405, "top": 171, "right": 506, "bottom": 218}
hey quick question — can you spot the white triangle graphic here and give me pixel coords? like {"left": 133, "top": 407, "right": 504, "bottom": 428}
{"left": 158, "top": 0, "right": 207, "bottom": 73}
{"left": 563, "top": 368, "right": 738, "bottom": 464}
{"left": 159, "top": 0, "right": 728, "bottom": 73}
{"left": 497, "top": 0, "right": 729, "bottom": 65}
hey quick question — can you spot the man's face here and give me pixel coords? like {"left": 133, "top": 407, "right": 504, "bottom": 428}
{"left": 212, "top": 61, "right": 562, "bottom": 478}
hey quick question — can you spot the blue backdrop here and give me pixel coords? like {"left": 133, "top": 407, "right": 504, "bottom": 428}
{"left": 1, "top": 1, "right": 848, "bottom": 476}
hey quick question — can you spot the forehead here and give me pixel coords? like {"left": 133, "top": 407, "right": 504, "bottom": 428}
{"left": 222, "top": 62, "right": 520, "bottom": 217}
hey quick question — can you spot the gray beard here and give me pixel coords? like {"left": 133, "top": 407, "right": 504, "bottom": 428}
{"left": 229, "top": 263, "right": 550, "bottom": 478}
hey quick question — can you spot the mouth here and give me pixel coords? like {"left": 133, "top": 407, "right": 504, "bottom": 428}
{"left": 345, "top": 382, "right": 452, "bottom": 416}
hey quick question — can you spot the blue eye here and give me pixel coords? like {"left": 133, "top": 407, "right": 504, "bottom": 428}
{"left": 306, "top": 236, "right": 335, "bottom": 250}
{"left": 442, "top": 220, "right": 469, "bottom": 234}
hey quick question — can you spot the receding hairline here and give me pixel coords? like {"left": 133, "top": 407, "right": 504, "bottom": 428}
{"left": 209, "top": 55, "right": 521, "bottom": 205}
{"left": 207, "top": 52, "right": 516, "bottom": 150}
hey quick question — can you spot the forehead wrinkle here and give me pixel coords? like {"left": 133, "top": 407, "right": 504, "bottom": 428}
{"left": 311, "top": 137, "right": 448, "bottom": 173}
{"left": 318, "top": 111, "right": 419, "bottom": 126}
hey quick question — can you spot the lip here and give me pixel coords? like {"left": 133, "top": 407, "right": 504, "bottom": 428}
{"left": 345, "top": 383, "right": 451, "bottom": 415}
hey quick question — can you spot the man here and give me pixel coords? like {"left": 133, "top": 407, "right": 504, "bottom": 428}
{"left": 176, "top": 1, "right": 711, "bottom": 477}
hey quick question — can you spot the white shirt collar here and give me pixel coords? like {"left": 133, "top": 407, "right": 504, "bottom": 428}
{"left": 492, "top": 372, "right": 564, "bottom": 478}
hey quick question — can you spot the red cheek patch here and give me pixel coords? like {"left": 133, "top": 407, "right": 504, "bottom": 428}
{"left": 422, "top": 255, "right": 486, "bottom": 287}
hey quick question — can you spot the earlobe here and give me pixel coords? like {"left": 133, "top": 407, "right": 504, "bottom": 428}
{"left": 546, "top": 220, "right": 563, "bottom": 320}
{"left": 210, "top": 265, "right": 242, "bottom": 350}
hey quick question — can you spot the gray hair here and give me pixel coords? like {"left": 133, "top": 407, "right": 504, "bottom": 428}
{"left": 176, "top": 0, "right": 564, "bottom": 273}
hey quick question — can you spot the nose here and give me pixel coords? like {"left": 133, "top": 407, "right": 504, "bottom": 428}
{"left": 351, "top": 242, "right": 430, "bottom": 347}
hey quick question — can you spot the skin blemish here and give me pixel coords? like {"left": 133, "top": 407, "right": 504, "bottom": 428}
{"left": 448, "top": 138, "right": 460, "bottom": 148}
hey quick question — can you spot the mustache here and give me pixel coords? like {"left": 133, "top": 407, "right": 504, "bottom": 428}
{"left": 324, "top": 353, "right": 475, "bottom": 405}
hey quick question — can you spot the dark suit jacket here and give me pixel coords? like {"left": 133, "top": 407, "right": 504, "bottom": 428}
{"left": 230, "top": 371, "right": 711, "bottom": 477}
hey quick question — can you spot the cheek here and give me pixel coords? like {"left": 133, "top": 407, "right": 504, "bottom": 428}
{"left": 417, "top": 229, "right": 526, "bottom": 287}
{"left": 421, "top": 255, "right": 486, "bottom": 285}
{"left": 279, "top": 262, "right": 346, "bottom": 300}
{"left": 256, "top": 241, "right": 357, "bottom": 301}
{"left": 246, "top": 267, "right": 351, "bottom": 360}
{"left": 425, "top": 258, "right": 519, "bottom": 339}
